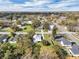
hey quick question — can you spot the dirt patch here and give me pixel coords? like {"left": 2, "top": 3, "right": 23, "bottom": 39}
{"left": 66, "top": 56, "right": 79, "bottom": 59}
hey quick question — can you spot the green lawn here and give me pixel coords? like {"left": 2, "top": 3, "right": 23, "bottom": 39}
{"left": 23, "top": 25, "right": 34, "bottom": 32}
{"left": 35, "top": 29, "right": 41, "bottom": 32}
{"left": 2, "top": 27, "right": 14, "bottom": 32}
{"left": 43, "top": 29, "right": 48, "bottom": 32}
{"left": 44, "top": 34, "right": 51, "bottom": 40}
{"left": 36, "top": 42, "right": 55, "bottom": 55}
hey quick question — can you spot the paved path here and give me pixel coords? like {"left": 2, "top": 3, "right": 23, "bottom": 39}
{"left": 35, "top": 30, "right": 52, "bottom": 39}
{"left": 35, "top": 31, "right": 52, "bottom": 34}
{"left": 15, "top": 32, "right": 28, "bottom": 35}
{"left": 57, "top": 32, "right": 77, "bottom": 34}
{"left": 0, "top": 32, "right": 10, "bottom": 34}
{"left": 0, "top": 30, "right": 52, "bottom": 35}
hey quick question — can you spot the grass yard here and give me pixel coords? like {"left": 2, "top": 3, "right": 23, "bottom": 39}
{"left": 40, "top": 44, "right": 55, "bottom": 53}
{"left": 2, "top": 27, "right": 14, "bottom": 32}
{"left": 44, "top": 34, "right": 51, "bottom": 40}
{"left": 43, "top": 29, "right": 48, "bottom": 32}
{"left": 36, "top": 42, "right": 56, "bottom": 56}
{"left": 23, "top": 25, "right": 34, "bottom": 32}
{"left": 35, "top": 29, "right": 41, "bottom": 32}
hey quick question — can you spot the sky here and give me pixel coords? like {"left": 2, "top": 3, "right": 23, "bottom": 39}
{"left": 0, "top": 0, "right": 79, "bottom": 12}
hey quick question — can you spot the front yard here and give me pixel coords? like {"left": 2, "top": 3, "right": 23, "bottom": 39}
{"left": 2, "top": 27, "right": 14, "bottom": 32}
{"left": 22, "top": 25, "right": 34, "bottom": 32}
{"left": 44, "top": 34, "right": 52, "bottom": 40}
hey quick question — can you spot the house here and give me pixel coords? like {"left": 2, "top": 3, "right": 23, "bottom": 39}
{"left": 21, "top": 20, "right": 32, "bottom": 26}
{"left": 54, "top": 34, "right": 63, "bottom": 39}
{"left": 60, "top": 38, "right": 71, "bottom": 47}
{"left": 9, "top": 36, "right": 17, "bottom": 43}
{"left": 26, "top": 21, "right": 32, "bottom": 24}
{"left": 49, "top": 24, "right": 54, "bottom": 30}
{"left": 59, "top": 16, "right": 67, "bottom": 20}
{"left": 1, "top": 21, "right": 11, "bottom": 28}
{"left": 17, "top": 25, "right": 25, "bottom": 29}
{"left": 33, "top": 34, "right": 42, "bottom": 43}
{"left": 0, "top": 35, "right": 9, "bottom": 43}
{"left": 67, "top": 24, "right": 79, "bottom": 32}
{"left": 69, "top": 45, "right": 79, "bottom": 56}
{"left": 57, "top": 37, "right": 71, "bottom": 47}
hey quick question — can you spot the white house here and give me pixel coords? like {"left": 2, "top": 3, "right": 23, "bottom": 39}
{"left": 26, "top": 21, "right": 32, "bottom": 24}
{"left": 49, "top": 24, "right": 54, "bottom": 31}
{"left": 21, "top": 20, "right": 32, "bottom": 25}
{"left": 17, "top": 25, "right": 25, "bottom": 29}
{"left": 33, "top": 34, "right": 42, "bottom": 43}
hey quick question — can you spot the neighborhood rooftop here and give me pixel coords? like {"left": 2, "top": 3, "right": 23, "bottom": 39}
{"left": 69, "top": 45, "right": 79, "bottom": 56}
{"left": 60, "top": 38, "right": 71, "bottom": 46}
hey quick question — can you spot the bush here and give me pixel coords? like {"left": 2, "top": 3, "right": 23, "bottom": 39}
{"left": 42, "top": 40, "right": 51, "bottom": 46}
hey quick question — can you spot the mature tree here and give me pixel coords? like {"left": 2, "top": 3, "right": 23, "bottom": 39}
{"left": 0, "top": 21, "right": 3, "bottom": 26}
{"left": 32, "top": 44, "right": 41, "bottom": 59}
{"left": 39, "top": 44, "right": 59, "bottom": 59}
{"left": 0, "top": 48, "right": 4, "bottom": 59}
{"left": 42, "top": 40, "right": 51, "bottom": 46}
{"left": 43, "top": 22, "right": 49, "bottom": 30}
{"left": 52, "top": 26, "right": 57, "bottom": 38}
{"left": 54, "top": 45, "right": 68, "bottom": 59}
{"left": 0, "top": 43, "right": 16, "bottom": 59}
{"left": 11, "top": 24, "right": 17, "bottom": 32}
{"left": 28, "top": 30, "right": 35, "bottom": 39}
{"left": 3, "top": 50, "right": 11, "bottom": 59}
{"left": 16, "top": 35, "right": 33, "bottom": 59}
{"left": 16, "top": 20, "right": 21, "bottom": 25}
{"left": 32, "top": 20, "right": 41, "bottom": 28}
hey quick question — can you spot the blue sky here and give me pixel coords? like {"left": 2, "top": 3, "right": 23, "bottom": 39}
{"left": 0, "top": 0, "right": 79, "bottom": 11}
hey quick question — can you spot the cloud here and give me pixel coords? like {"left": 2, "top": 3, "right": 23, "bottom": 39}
{"left": 0, "top": 0, "right": 79, "bottom": 11}
{"left": 0, "top": 0, "right": 51, "bottom": 11}
{"left": 48, "top": 0, "right": 79, "bottom": 11}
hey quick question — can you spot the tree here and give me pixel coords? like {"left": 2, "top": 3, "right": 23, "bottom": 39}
{"left": 3, "top": 50, "right": 11, "bottom": 59}
{"left": 16, "top": 35, "right": 33, "bottom": 58}
{"left": 54, "top": 45, "right": 68, "bottom": 59}
{"left": 52, "top": 26, "right": 57, "bottom": 38}
{"left": 11, "top": 24, "right": 17, "bottom": 32}
{"left": 28, "top": 30, "right": 35, "bottom": 39}
{"left": 0, "top": 48, "right": 4, "bottom": 59}
{"left": 0, "top": 21, "right": 3, "bottom": 26}
{"left": 43, "top": 22, "right": 49, "bottom": 30}
{"left": 32, "top": 20, "right": 41, "bottom": 28}
{"left": 42, "top": 40, "right": 51, "bottom": 46}
{"left": 32, "top": 44, "right": 41, "bottom": 59}
{"left": 0, "top": 43, "right": 16, "bottom": 59}
{"left": 39, "top": 44, "right": 59, "bottom": 59}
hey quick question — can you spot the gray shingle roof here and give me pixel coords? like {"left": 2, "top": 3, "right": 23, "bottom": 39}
{"left": 60, "top": 38, "right": 71, "bottom": 46}
{"left": 70, "top": 45, "right": 79, "bottom": 54}
{"left": 0, "top": 35, "right": 8, "bottom": 42}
